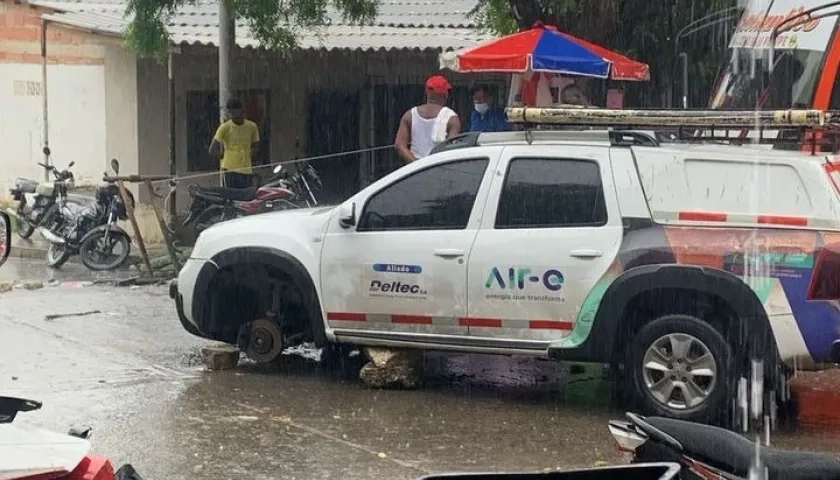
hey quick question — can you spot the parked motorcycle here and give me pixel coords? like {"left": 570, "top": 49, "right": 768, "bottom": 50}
{"left": 608, "top": 411, "right": 840, "bottom": 480}
{"left": 0, "top": 396, "right": 143, "bottom": 480}
{"left": 182, "top": 162, "right": 322, "bottom": 235}
{"left": 41, "top": 159, "right": 134, "bottom": 270}
{"left": 6, "top": 146, "right": 76, "bottom": 240}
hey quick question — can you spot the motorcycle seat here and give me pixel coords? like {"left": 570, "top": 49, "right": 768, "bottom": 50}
{"left": 645, "top": 416, "right": 840, "bottom": 480}
{"left": 196, "top": 186, "right": 257, "bottom": 202}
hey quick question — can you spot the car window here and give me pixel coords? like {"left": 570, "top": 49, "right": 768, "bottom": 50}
{"left": 495, "top": 157, "right": 607, "bottom": 229}
{"left": 358, "top": 158, "right": 489, "bottom": 232}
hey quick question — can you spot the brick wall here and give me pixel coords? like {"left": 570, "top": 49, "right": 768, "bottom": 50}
{"left": 0, "top": 0, "right": 105, "bottom": 65}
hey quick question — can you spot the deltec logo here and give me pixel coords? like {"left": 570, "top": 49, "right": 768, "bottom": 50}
{"left": 369, "top": 280, "right": 426, "bottom": 295}
{"left": 485, "top": 267, "right": 564, "bottom": 292}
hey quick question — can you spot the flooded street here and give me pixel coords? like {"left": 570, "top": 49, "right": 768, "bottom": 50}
{"left": 0, "top": 272, "right": 838, "bottom": 479}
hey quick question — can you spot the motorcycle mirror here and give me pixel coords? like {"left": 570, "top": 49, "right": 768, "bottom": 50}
{"left": 42, "top": 146, "right": 51, "bottom": 156}
{"left": 273, "top": 165, "right": 284, "bottom": 174}
{"left": 110, "top": 158, "right": 120, "bottom": 175}
{"left": 0, "top": 212, "right": 9, "bottom": 269}
{"left": 68, "top": 424, "right": 93, "bottom": 440}
{"left": 68, "top": 161, "right": 75, "bottom": 168}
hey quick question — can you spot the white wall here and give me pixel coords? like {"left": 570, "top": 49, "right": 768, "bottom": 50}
{"left": 0, "top": 63, "right": 106, "bottom": 194}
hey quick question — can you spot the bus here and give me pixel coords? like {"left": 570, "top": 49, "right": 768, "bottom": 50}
{"left": 710, "top": 0, "right": 840, "bottom": 112}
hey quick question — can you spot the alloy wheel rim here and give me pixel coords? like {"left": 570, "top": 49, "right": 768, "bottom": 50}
{"left": 641, "top": 333, "right": 717, "bottom": 410}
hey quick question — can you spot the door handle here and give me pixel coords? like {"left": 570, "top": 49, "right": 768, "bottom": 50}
{"left": 434, "top": 248, "right": 465, "bottom": 258}
{"left": 570, "top": 249, "right": 603, "bottom": 258}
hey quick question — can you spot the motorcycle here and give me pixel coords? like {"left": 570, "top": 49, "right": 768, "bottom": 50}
{"left": 181, "top": 162, "right": 322, "bottom": 235}
{"left": 0, "top": 396, "right": 143, "bottom": 479}
{"left": 41, "top": 159, "right": 134, "bottom": 271}
{"left": 6, "top": 146, "right": 76, "bottom": 240}
{"left": 608, "top": 411, "right": 840, "bottom": 480}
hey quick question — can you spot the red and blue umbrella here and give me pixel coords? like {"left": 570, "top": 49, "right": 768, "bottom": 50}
{"left": 440, "top": 23, "right": 650, "bottom": 81}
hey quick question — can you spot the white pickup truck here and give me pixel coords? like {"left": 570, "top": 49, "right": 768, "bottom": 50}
{"left": 170, "top": 121, "right": 840, "bottom": 423}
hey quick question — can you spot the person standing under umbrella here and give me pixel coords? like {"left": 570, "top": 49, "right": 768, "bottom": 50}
{"left": 469, "top": 85, "right": 509, "bottom": 132}
{"left": 394, "top": 75, "right": 462, "bottom": 164}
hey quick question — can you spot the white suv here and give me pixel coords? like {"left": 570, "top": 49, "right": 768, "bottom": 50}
{"left": 170, "top": 126, "right": 840, "bottom": 423}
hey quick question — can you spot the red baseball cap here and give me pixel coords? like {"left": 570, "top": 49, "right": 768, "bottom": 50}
{"left": 425, "top": 75, "right": 452, "bottom": 94}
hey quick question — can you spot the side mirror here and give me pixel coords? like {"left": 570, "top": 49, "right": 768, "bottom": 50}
{"left": 42, "top": 146, "right": 51, "bottom": 156}
{"left": 110, "top": 158, "right": 120, "bottom": 175}
{"left": 0, "top": 212, "right": 9, "bottom": 269}
{"left": 338, "top": 202, "right": 356, "bottom": 229}
{"left": 68, "top": 161, "right": 75, "bottom": 168}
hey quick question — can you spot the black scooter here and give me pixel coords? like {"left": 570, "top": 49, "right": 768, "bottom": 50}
{"left": 609, "top": 412, "right": 840, "bottom": 479}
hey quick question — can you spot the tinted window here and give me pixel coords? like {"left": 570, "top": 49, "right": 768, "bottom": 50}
{"left": 496, "top": 158, "right": 607, "bottom": 229}
{"left": 358, "top": 159, "right": 489, "bottom": 231}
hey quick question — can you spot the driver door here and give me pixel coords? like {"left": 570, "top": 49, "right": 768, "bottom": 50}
{"left": 320, "top": 152, "right": 499, "bottom": 340}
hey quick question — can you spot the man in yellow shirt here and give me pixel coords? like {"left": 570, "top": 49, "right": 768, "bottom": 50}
{"left": 208, "top": 97, "right": 260, "bottom": 188}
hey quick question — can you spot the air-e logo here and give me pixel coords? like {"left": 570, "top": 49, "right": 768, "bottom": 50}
{"left": 485, "top": 267, "right": 564, "bottom": 292}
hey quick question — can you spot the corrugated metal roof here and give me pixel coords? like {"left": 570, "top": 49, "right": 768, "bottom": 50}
{"left": 33, "top": 0, "right": 487, "bottom": 50}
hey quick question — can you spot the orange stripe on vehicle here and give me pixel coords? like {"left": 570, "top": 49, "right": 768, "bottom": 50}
{"left": 813, "top": 30, "right": 840, "bottom": 110}
{"left": 327, "top": 312, "right": 367, "bottom": 321}
{"left": 529, "top": 320, "right": 575, "bottom": 330}
{"left": 459, "top": 317, "right": 502, "bottom": 328}
{"left": 678, "top": 211, "right": 728, "bottom": 222}
{"left": 757, "top": 215, "right": 808, "bottom": 227}
{"left": 391, "top": 315, "right": 433, "bottom": 325}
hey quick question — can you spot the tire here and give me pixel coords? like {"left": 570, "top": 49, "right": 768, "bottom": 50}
{"left": 46, "top": 243, "right": 71, "bottom": 269}
{"left": 626, "top": 314, "right": 733, "bottom": 423}
{"left": 79, "top": 230, "right": 131, "bottom": 271}
{"left": 193, "top": 206, "right": 243, "bottom": 236}
{"left": 17, "top": 221, "right": 35, "bottom": 239}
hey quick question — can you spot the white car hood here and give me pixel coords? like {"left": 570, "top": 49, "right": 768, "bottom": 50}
{"left": 191, "top": 206, "right": 336, "bottom": 259}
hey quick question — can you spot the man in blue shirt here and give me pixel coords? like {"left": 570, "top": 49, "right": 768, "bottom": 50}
{"left": 469, "top": 85, "right": 509, "bottom": 133}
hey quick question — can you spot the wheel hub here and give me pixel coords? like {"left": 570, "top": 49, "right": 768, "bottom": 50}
{"left": 242, "top": 318, "right": 284, "bottom": 364}
{"left": 642, "top": 333, "right": 717, "bottom": 410}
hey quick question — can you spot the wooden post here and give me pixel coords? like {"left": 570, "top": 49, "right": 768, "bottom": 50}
{"left": 144, "top": 179, "right": 182, "bottom": 272}
{"left": 115, "top": 180, "right": 153, "bottom": 276}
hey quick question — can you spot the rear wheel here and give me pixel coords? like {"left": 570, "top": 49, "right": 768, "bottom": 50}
{"left": 626, "top": 314, "right": 732, "bottom": 423}
{"left": 46, "top": 243, "right": 71, "bottom": 269}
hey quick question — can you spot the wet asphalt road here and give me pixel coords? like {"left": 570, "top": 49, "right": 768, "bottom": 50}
{"left": 2, "top": 260, "right": 840, "bottom": 479}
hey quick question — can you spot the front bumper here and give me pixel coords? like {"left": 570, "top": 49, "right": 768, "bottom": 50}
{"left": 169, "top": 279, "right": 204, "bottom": 338}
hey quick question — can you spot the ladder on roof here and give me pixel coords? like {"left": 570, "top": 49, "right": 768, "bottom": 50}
{"left": 502, "top": 107, "right": 840, "bottom": 154}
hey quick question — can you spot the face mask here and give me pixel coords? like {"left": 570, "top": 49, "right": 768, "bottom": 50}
{"left": 474, "top": 103, "right": 489, "bottom": 114}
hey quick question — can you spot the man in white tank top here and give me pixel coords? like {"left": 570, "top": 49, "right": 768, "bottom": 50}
{"left": 395, "top": 75, "right": 462, "bottom": 164}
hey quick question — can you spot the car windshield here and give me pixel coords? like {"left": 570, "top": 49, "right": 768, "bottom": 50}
{"left": 709, "top": 48, "right": 825, "bottom": 109}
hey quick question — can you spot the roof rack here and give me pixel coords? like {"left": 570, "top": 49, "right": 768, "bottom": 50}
{"left": 505, "top": 107, "right": 840, "bottom": 128}
{"left": 429, "top": 129, "right": 659, "bottom": 156}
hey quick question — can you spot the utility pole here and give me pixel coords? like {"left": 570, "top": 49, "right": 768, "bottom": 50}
{"left": 218, "top": 0, "right": 235, "bottom": 122}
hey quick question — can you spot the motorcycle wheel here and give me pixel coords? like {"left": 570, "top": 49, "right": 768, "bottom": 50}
{"left": 79, "top": 230, "right": 131, "bottom": 271}
{"left": 17, "top": 220, "right": 35, "bottom": 240}
{"left": 46, "top": 242, "right": 71, "bottom": 269}
{"left": 193, "top": 206, "right": 243, "bottom": 236}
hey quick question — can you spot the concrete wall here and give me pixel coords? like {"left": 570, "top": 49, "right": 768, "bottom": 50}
{"left": 0, "top": 1, "right": 113, "bottom": 195}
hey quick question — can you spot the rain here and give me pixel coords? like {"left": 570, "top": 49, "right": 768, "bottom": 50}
{"left": 3, "top": 0, "right": 840, "bottom": 479}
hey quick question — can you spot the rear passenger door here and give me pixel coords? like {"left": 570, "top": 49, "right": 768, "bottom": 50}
{"left": 465, "top": 145, "right": 624, "bottom": 346}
